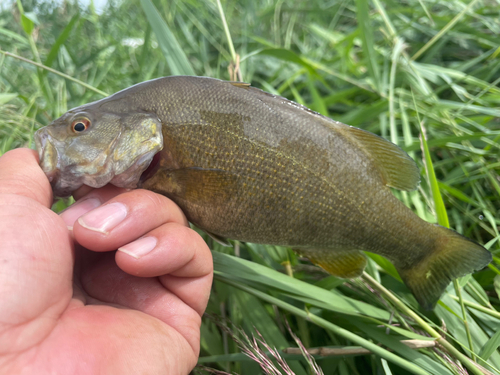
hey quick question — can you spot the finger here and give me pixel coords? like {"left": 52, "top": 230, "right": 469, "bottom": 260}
{"left": 0, "top": 148, "right": 52, "bottom": 207}
{"left": 80, "top": 253, "right": 202, "bottom": 355}
{"left": 73, "top": 189, "right": 188, "bottom": 252}
{"left": 59, "top": 184, "right": 129, "bottom": 228}
{"left": 159, "top": 273, "right": 213, "bottom": 318}
{"left": 115, "top": 223, "right": 213, "bottom": 316}
{"left": 116, "top": 224, "right": 211, "bottom": 277}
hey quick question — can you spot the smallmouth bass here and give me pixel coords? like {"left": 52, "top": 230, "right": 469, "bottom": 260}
{"left": 34, "top": 76, "right": 491, "bottom": 309}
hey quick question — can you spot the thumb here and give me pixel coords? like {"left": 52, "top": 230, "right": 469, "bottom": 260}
{"left": 0, "top": 148, "right": 73, "bottom": 354}
{"left": 0, "top": 148, "right": 53, "bottom": 207}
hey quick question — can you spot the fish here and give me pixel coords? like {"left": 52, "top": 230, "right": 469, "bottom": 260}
{"left": 34, "top": 76, "right": 491, "bottom": 309}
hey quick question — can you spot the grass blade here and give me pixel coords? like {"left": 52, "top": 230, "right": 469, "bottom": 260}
{"left": 0, "top": 50, "right": 108, "bottom": 97}
{"left": 412, "top": 0, "right": 482, "bottom": 60}
{"left": 417, "top": 104, "right": 478, "bottom": 362}
{"left": 140, "top": 0, "right": 195, "bottom": 76}
{"left": 213, "top": 251, "right": 391, "bottom": 320}
{"left": 0, "top": 93, "right": 18, "bottom": 105}
{"left": 355, "top": 0, "right": 380, "bottom": 91}
{"left": 215, "top": 0, "right": 236, "bottom": 63}
{"left": 220, "top": 277, "right": 432, "bottom": 375}
{"left": 44, "top": 14, "right": 80, "bottom": 69}
{"left": 479, "top": 330, "right": 500, "bottom": 361}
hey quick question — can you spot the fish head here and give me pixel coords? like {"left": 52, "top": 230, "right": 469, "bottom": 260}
{"left": 34, "top": 104, "right": 163, "bottom": 197}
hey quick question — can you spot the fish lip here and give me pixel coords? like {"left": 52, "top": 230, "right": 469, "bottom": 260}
{"left": 34, "top": 127, "right": 80, "bottom": 197}
{"left": 34, "top": 127, "right": 49, "bottom": 161}
{"left": 35, "top": 128, "right": 59, "bottom": 183}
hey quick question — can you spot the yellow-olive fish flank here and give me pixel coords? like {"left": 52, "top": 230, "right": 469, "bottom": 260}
{"left": 35, "top": 76, "right": 491, "bottom": 309}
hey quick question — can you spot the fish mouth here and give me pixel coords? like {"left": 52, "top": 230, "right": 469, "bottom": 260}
{"left": 34, "top": 127, "right": 86, "bottom": 197}
{"left": 35, "top": 127, "right": 56, "bottom": 177}
{"left": 35, "top": 123, "right": 163, "bottom": 197}
{"left": 139, "top": 152, "right": 161, "bottom": 183}
{"left": 35, "top": 128, "right": 66, "bottom": 195}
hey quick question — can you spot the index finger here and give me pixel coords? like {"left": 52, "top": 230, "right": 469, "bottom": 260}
{"left": 72, "top": 189, "right": 189, "bottom": 252}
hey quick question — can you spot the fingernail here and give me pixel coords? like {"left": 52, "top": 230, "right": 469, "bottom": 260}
{"left": 60, "top": 198, "right": 101, "bottom": 227}
{"left": 78, "top": 202, "right": 128, "bottom": 234}
{"left": 118, "top": 237, "right": 157, "bottom": 259}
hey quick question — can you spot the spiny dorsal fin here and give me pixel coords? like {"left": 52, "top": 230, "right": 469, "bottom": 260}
{"left": 347, "top": 126, "right": 420, "bottom": 191}
{"left": 229, "top": 81, "right": 251, "bottom": 89}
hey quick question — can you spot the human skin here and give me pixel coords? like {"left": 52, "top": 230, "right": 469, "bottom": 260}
{"left": 0, "top": 148, "right": 213, "bottom": 374}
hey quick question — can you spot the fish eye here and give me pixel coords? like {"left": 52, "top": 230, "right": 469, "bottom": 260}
{"left": 71, "top": 118, "right": 91, "bottom": 133}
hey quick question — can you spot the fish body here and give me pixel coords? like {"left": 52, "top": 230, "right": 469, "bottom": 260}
{"left": 35, "top": 76, "right": 491, "bottom": 309}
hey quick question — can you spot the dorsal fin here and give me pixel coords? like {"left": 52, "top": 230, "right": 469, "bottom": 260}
{"left": 347, "top": 126, "right": 420, "bottom": 191}
{"left": 228, "top": 81, "right": 251, "bottom": 89}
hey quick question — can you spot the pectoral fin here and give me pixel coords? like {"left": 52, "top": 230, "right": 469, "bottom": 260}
{"left": 141, "top": 167, "right": 239, "bottom": 206}
{"left": 297, "top": 248, "right": 367, "bottom": 278}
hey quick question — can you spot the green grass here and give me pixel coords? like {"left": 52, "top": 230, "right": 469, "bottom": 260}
{"left": 1, "top": 0, "right": 500, "bottom": 373}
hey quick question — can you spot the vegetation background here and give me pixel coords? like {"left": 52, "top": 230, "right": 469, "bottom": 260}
{"left": 1, "top": 0, "right": 500, "bottom": 373}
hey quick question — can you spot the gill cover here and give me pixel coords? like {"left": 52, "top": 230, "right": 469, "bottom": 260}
{"left": 35, "top": 111, "right": 163, "bottom": 197}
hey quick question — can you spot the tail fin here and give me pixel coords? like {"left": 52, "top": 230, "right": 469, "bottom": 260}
{"left": 397, "top": 225, "right": 491, "bottom": 310}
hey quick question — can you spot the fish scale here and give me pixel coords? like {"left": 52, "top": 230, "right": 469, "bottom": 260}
{"left": 152, "top": 111, "right": 409, "bottom": 251}
{"left": 151, "top": 92, "right": 448, "bottom": 257}
{"left": 169, "top": 125, "right": 318, "bottom": 243}
{"left": 34, "top": 75, "right": 492, "bottom": 309}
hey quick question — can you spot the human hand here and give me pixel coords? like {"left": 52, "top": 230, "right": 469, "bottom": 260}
{"left": 0, "top": 148, "right": 213, "bottom": 374}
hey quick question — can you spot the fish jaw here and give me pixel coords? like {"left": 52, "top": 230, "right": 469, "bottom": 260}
{"left": 35, "top": 127, "right": 59, "bottom": 184}
{"left": 34, "top": 126, "right": 117, "bottom": 197}
{"left": 35, "top": 126, "right": 84, "bottom": 197}
{"left": 34, "top": 114, "right": 164, "bottom": 198}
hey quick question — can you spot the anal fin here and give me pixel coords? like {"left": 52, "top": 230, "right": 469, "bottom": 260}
{"left": 297, "top": 249, "right": 367, "bottom": 279}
